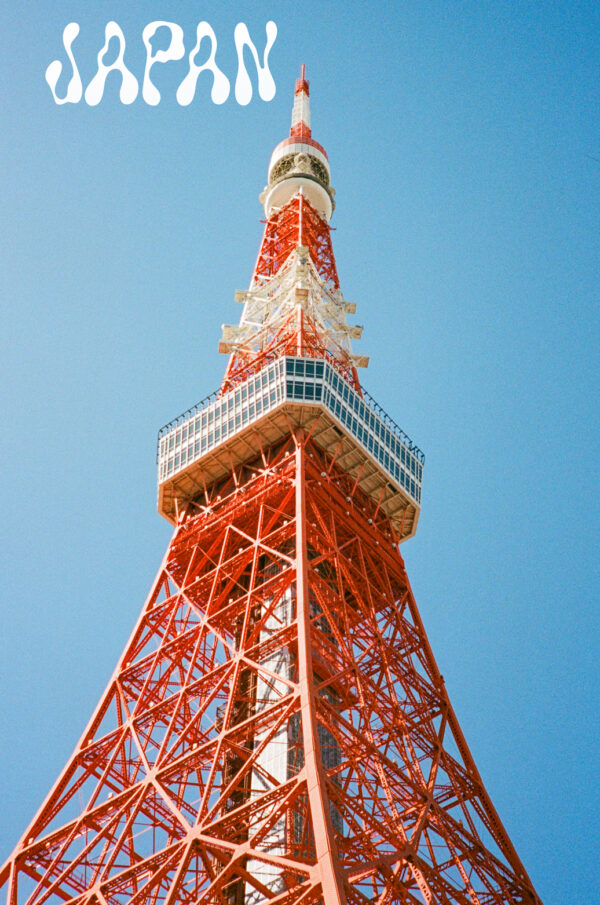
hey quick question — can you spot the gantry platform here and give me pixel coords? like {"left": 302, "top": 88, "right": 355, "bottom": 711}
{"left": 157, "top": 356, "right": 424, "bottom": 541}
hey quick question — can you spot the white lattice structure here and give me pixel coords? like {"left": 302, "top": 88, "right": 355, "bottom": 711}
{"left": 220, "top": 242, "right": 365, "bottom": 367}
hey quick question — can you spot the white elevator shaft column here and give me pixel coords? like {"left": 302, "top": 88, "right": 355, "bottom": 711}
{"left": 245, "top": 588, "right": 293, "bottom": 905}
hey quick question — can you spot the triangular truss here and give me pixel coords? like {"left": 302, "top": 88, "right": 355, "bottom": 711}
{"left": 1, "top": 437, "right": 540, "bottom": 905}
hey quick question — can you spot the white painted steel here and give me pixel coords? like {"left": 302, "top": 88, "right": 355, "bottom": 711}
{"left": 244, "top": 589, "right": 293, "bottom": 905}
{"left": 235, "top": 242, "right": 357, "bottom": 355}
{"left": 291, "top": 90, "right": 311, "bottom": 131}
{"left": 264, "top": 176, "right": 332, "bottom": 220}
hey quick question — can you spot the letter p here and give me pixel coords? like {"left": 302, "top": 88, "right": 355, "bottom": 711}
{"left": 142, "top": 22, "right": 185, "bottom": 105}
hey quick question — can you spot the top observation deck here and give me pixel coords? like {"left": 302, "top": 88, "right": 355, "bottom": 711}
{"left": 157, "top": 354, "right": 424, "bottom": 541}
{"left": 157, "top": 69, "right": 425, "bottom": 542}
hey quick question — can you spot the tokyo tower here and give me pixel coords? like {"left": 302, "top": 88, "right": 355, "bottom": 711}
{"left": 1, "top": 67, "right": 542, "bottom": 905}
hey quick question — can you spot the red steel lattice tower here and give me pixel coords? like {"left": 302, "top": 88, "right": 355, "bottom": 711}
{"left": 1, "top": 68, "right": 543, "bottom": 905}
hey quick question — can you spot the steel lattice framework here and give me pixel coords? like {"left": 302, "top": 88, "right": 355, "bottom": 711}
{"left": 253, "top": 193, "right": 339, "bottom": 290}
{"left": 1, "top": 67, "right": 542, "bottom": 905}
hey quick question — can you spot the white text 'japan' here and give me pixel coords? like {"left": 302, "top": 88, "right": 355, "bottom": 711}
{"left": 46, "top": 21, "right": 277, "bottom": 106}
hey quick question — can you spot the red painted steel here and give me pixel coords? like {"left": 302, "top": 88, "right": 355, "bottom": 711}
{"left": 253, "top": 194, "right": 339, "bottom": 290}
{"left": 0, "top": 438, "right": 541, "bottom": 905}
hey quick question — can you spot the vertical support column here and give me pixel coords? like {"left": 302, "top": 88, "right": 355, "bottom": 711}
{"left": 296, "top": 305, "right": 304, "bottom": 357}
{"left": 245, "top": 584, "right": 292, "bottom": 905}
{"left": 298, "top": 192, "right": 304, "bottom": 247}
{"left": 294, "top": 437, "right": 346, "bottom": 905}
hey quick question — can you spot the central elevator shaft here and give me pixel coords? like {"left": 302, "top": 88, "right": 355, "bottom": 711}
{"left": 243, "top": 440, "right": 343, "bottom": 905}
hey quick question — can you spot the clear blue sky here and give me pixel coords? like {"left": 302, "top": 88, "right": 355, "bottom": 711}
{"left": 1, "top": 3, "right": 598, "bottom": 902}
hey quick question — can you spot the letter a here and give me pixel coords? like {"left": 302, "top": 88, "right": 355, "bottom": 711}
{"left": 234, "top": 21, "right": 277, "bottom": 106}
{"left": 142, "top": 22, "right": 185, "bottom": 106}
{"left": 45, "top": 23, "right": 83, "bottom": 104}
{"left": 177, "top": 23, "right": 230, "bottom": 106}
{"left": 85, "top": 22, "right": 138, "bottom": 105}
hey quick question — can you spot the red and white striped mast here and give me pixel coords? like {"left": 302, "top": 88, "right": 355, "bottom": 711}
{"left": 220, "top": 66, "right": 365, "bottom": 393}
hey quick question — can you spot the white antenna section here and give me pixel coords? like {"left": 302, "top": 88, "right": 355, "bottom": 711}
{"left": 219, "top": 226, "right": 367, "bottom": 367}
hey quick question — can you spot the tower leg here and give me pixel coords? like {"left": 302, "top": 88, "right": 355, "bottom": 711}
{"left": 294, "top": 437, "right": 346, "bottom": 905}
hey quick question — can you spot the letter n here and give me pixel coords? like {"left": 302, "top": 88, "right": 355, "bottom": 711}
{"left": 233, "top": 21, "right": 277, "bottom": 106}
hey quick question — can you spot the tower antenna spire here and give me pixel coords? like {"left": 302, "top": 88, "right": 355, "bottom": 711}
{"left": 291, "top": 62, "right": 311, "bottom": 139}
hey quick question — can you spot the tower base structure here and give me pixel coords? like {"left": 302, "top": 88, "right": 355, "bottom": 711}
{"left": 1, "top": 434, "right": 539, "bottom": 905}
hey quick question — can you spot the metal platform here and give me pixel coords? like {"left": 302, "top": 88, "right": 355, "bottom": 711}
{"left": 157, "top": 356, "right": 424, "bottom": 539}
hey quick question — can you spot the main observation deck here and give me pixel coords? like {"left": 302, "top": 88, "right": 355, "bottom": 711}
{"left": 157, "top": 356, "right": 424, "bottom": 541}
